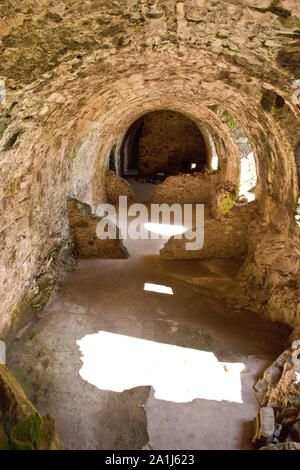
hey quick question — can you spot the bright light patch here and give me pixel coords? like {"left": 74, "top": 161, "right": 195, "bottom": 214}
{"left": 144, "top": 223, "right": 187, "bottom": 237}
{"left": 245, "top": 192, "right": 255, "bottom": 202}
{"left": 211, "top": 155, "right": 219, "bottom": 170}
{"left": 144, "top": 283, "right": 173, "bottom": 295}
{"left": 239, "top": 152, "right": 257, "bottom": 200}
{"left": 77, "top": 331, "right": 244, "bottom": 403}
{"left": 190, "top": 163, "right": 197, "bottom": 169}
{"left": 208, "top": 131, "right": 219, "bottom": 170}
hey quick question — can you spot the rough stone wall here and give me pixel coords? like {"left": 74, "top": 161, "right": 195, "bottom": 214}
{"left": 238, "top": 222, "right": 300, "bottom": 327}
{"left": 138, "top": 111, "right": 207, "bottom": 175}
{"left": 67, "top": 198, "right": 129, "bottom": 259}
{"left": 160, "top": 202, "right": 258, "bottom": 260}
{"left": 0, "top": 0, "right": 299, "bottom": 336}
{"left": 150, "top": 170, "right": 220, "bottom": 206}
{"left": 161, "top": 207, "right": 300, "bottom": 327}
{"left": 106, "top": 170, "right": 135, "bottom": 205}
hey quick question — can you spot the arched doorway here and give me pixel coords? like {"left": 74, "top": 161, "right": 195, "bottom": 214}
{"left": 114, "top": 110, "right": 209, "bottom": 179}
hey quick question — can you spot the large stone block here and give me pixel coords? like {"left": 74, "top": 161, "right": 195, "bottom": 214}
{"left": 67, "top": 198, "right": 129, "bottom": 259}
{"left": 0, "top": 364, "right": 63, "bottom": 450}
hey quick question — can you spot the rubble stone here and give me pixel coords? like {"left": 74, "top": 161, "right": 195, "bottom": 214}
{"left": 252, "top": 407, "right": 275, "bottom": 447}
{"left": 67, "top": 198, "right": 129, "bottom": 260}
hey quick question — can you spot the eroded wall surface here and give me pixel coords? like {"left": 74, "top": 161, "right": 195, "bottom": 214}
{"left": 106, "top": 170, "right": 135, "bottom": 205}
{"left": 67, "top": 198, "right": 129, "bottom": 259}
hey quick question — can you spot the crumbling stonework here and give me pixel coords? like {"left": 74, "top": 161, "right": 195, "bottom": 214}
{"left": 0, "top": 0, "right": 299, "bottom": 336}
{"left": 252, "top": 407, "right": 275, "bottom": 447}
{"left": 238, "top": 224, "right": 300, "bottom": 327}
{"left": 0, "top": 0, "right": 299, "bottom": 454}
{"left": 253, "top": 347, "right": 300, "bottom": 450}
{"left": 260, "top": 441, "right": 300, "bottom": 450}
{"left": 67, "top": 198, "right": 129, "bottom": 260}
{"left": 1, "top": 236, "right": 75, "bottom": 341}
{"left": 161, "top": 201, "right": 300, "bottom": 327}
{"left": 150, "top": 170, "right": 220, "bottom": 206}
{"left": 106, "top": 170, "right": 135, "bottom": 205}
{"left": 160, "top": 202, "right": 258, "bottom": 260}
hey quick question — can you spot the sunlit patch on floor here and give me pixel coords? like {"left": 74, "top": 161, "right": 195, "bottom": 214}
{"left": 144, "top": 223, "right": 188, "bottom": 237}
{"left": 144, "top": 283, "right": 174, "bottom": 295}
{"left": 77, "top": 331, "right": 245, "bottom": 403}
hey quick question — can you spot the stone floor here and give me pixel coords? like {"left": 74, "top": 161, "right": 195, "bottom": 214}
{"left": 7, "top": 253, "right": 289, "bottom": 450}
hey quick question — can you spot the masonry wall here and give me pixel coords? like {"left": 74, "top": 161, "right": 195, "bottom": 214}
{"left": 0, "top": 0, "right": 299, "bottom": 338}
{"left": 138, "top": 111, "right": 208, "bottom": 175}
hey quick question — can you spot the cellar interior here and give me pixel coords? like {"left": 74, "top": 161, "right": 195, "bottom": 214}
{"left": 0, "top": 0, "right": 299, "bottom": 451}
